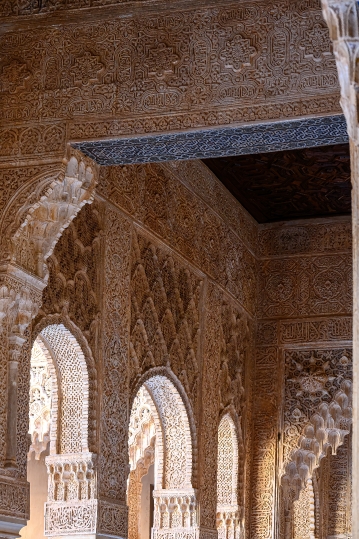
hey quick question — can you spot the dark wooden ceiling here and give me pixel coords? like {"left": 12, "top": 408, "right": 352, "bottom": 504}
{"left": 203, "top": 144, "right": 351, "bottom": 223}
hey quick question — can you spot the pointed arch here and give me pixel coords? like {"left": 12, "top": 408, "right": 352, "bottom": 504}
{"left": 24, "top": 321, "right": 98, "bottom": 538}
{"left": 145, "top": 374, "right": 193, "bottom": 490}
{"left": 40, "top": 323, "right": 90, "bottom": 454}
{"left": 128, "top": 370, "right": 198, "bottom": 539}
{"left": 33, "top": 311, "right": 98, "bottom": 453}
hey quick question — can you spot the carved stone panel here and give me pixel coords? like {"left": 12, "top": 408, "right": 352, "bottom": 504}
{"left": 0, "top": 0, "right": 341, "bottom": 151}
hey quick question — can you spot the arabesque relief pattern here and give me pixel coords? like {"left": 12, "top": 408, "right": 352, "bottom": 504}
{"left": 100, "top": 161, "right": 256, "bottom": 314}
{"left": 0, "top": 1, "right": 353, "bottom": 537}
{"left": 0, "top": 153, "right": 97, "bottom": 500}
{"left": 0, "top": 148, "right": 353, "bottom": 539}
{"left": 36, "top": 197, "right": 103, "bottom": 455}
{"left": 255, "top": 217, "right": 352, "bottom": 539}
{"left": 98, "top": 207, "right": 131, "bottom": 538}
{"left": 0, "top": 0, "right": 342, "bottom": 163}
{"left": 31, "top": 324, "right": 99, "bottom": 538}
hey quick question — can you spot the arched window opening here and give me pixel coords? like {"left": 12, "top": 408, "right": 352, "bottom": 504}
{"left": 128, "top": 374, "right": 197, "bottom": 539}
{"left": 21, "top": 324, "right": 96, "bottom": 539}
{"left": 216, "top": 414, "right": 240, "bottom": 539}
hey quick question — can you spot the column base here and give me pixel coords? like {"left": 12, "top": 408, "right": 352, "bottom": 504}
{"left": 0, "top": 516, "right": 27, "bottom": 538}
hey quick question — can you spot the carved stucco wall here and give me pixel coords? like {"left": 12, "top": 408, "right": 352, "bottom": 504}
{"left": 96, "top": 160, "right": 255, "bottom": 537}
{"left": 2, "top": 154, "right": 352, "bottom": 536}
{"left": 0, "top": 0, "right": 342, "bottom": 165}
{"left": 254, "top": 216, "right": 352, "bottom": 539}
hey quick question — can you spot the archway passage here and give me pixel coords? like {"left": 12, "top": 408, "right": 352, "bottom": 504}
{"left": 216, "top": 415, "right": 240, "bottom": 539}
{"left": 21, "top": 324, "right": 97, "bottom": 539}
{"left": 128, "top": 375, "right": 197, "bottom": 539}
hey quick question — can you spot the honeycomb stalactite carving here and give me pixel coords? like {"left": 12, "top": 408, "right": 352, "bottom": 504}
{"left": 130, "top": 230, "right": 202, "bottom": 415}
{"left": 0, "top": 148, "right": 354, "bottom": 537}
{"left": 282, "top": 347, "right": 353, "bottom": 506}
{"left": 38, "top": 195, "right": 103, "bottom": 350}
{"left": 282, "top": 380, "right": 352, "bottom": 507}
{"left": 0, "top": 153, "right": 97, "bottom": 479}
{"left": 8, "top": 154, "right": 97, "bottom": 284}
